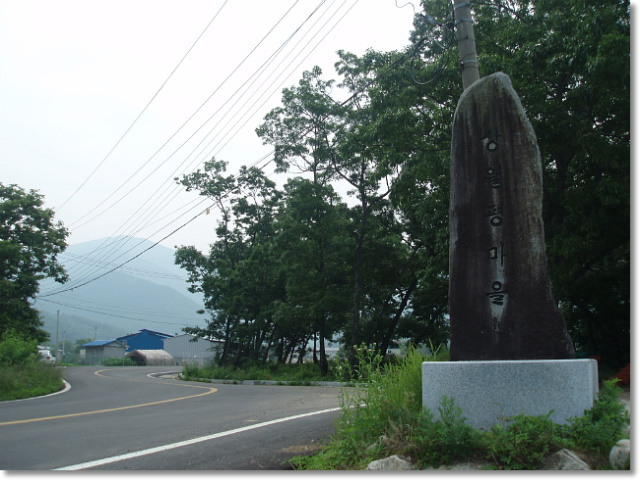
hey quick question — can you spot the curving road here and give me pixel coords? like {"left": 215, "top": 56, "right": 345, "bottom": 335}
{"left": 0, "top": 366, "right": 344, "bottom": 470}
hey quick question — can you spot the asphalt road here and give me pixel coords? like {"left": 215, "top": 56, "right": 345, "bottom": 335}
{"left": 0, "top": 366, "right": 344, "bottom": 470}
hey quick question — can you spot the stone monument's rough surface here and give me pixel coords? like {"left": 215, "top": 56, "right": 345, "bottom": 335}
{"left": 421, "top": 359, "right": 598, "bottom": 429}
{"left": 449, "top": 72, "right": 574, "bottom": 360}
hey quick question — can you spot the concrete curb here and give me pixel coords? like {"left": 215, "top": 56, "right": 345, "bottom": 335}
{"left": 186, "top": 377, "right": 355, "bottom": 387}
{"left": 155, "top": 371, "right": 356, "bottom": 387}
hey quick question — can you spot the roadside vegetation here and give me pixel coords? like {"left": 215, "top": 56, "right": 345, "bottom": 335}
{"left": 182, "top": 359, "right": 341, "bottom": 384}
{"left": 100, "top": 357, "right": 137, "bottom": 367}
{"left": 178, "top": 346, "right": 628, "bottom": 470}
{"left": 0, "top": 330, "right": 64, "bottom": 401}
{"left": 288, "top": 347, "right": 629, "bottom": 471}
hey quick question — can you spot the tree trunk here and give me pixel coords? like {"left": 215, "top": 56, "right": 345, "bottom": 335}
{"left": 312, "top": 334, "right": 318, "bottom": 364}
{"left": 318, "top": 314, "right": 328, "bottom": 376}
{"left": 350, "top": 195, "right": 368, "bottom": 362}
{"left": 380, "top": 277, "right": 418, "bottom": 356}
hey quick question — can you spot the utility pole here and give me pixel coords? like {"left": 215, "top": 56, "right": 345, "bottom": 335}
{"left": 56, "top": 310, "right": 60, "bottom": 361}
{"left": 453, "top": 0, "right": 480, "bottom": 90}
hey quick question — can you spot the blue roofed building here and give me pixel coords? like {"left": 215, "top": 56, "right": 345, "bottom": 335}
{"left": 81, "top": 340, "right": 125, "bottom": 364}
{"left": 116, "top": 329, "right": 174, "bottom": 353}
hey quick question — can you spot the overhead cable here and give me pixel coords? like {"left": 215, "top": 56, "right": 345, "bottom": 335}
{"left": 52, "top": 1, "right": 341, "bottom": 287}
{"left": 66, "top": 0, "right": 303, "bottom": 231}
{"left": 56, "top": 0, "right": 229, "bottom": 213}
{"left": 41, "top": 1, "right": 428, "bottom": 297}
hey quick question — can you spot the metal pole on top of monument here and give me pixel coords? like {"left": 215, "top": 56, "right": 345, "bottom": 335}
{"left": 421, "top": 0, "right": 596, "bottom": 431}
{"left": 452, "top": 0, "right": 479, "bottom": 90}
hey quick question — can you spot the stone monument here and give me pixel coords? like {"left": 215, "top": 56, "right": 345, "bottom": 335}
{"left": 448, "top": 72, "right": 575, "bottom": 361}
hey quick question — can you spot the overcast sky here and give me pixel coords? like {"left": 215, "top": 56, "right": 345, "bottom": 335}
{"left": 1, "top": 1, "right": 417, "bottom": 259}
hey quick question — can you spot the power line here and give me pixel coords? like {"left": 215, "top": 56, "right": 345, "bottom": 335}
{"left": 57, "top": 252, "right": 188, "bottom": 281}
{"left": 100, "top": 0, "right": 349, "bottom": 245}
{"left": 66, "top": 0, "right": 304, "bottom": 231}
{"left": 56, "top": 0, "right": 229, "bottom": 213}
{"left": 50, "top": 1, "right": 316, "bottom": 288}
{"left": 53, "top": 1, "right": 345, "bottom": 287}
{"left": 40, "top": 2, "right": 422, "bottom": 298}
{"left": 39, "top": 150, "right": 276, "bottom": 296}
{"left": 37, "top": 150, "right": 275, "bottom": 296}
{"left": 38, "top": 298, "right": 199, "bottom": 326}
{"left": 39, "top": 201, "right": 217, "bottom": 297}
{"left": 42, "top": 293, "right": 197, "bottom": 319}
{"left": 40, "top": 35, "right": 425, "bottom": 297}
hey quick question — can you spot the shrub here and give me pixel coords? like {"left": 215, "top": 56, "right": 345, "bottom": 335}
{"left": 564, "top": 379, "right": 629, "bottom": 454}
{"left": 0, "top": 330, "right": 38, "bottom": 366}
{"left": 294, "top": 345, "right": 437, "bottom": 469}
{"left": 292, "top": 347, "right": 629, "bottom": 471}
{"left": 182, "top": 362, "right": 203, "bottom": 379}
{"left": 0, "top": 362, "right": 63, "bottom": 401}
{"left": 414, "top": 396, "right": 484, "bottom": 467}
{"left": 100, "top": 357, "right": 137, "bottom": 366}
{"left": 484, "top": 412, "right": 567, "bottom": 469}
{"left": 182, "top": 360, "right": 336, "bottom": 383}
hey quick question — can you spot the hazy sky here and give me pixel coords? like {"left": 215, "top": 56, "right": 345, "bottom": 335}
{"left": 1, "top": 1, "right": 417, "bottom": 258}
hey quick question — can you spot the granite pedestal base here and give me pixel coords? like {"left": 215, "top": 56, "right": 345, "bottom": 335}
{"left": 422, "top": 359, "right": 598, "bottom": 429}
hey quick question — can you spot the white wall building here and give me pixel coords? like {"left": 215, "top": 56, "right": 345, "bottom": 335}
{"left": 163, "top": 334, "right": 222, "bottom": 366}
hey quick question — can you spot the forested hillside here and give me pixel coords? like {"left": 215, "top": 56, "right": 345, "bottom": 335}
{"left": 36, "top": 237, "right": 206, "bottom": 343}
{"left": 174, "top": 0, "right": 629, "bottom": 374}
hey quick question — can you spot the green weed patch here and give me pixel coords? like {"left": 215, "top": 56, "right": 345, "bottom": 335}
{"left": 181, "top": 361, "right": 338, "bottom": 383}
{"left": 0, "top": 363, "right": 64, "bottom": 401}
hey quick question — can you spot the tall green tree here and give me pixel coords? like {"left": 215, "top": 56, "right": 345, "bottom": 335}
{"left": 176, "top": 161, "right": 285, "bottom": 366}
{"left": 174, "top": 0, "right": 629, "bottom": 371}
{"left": 257, "top": 68, "right": 353, "bottom": 370}
{"left": 331, "top": 51, "right": 404, "bottom": 358}
{"left": 333, "top": 42, "right": 456, "bottom": 352}
{"left": 276, "top": 178, "right": 352, "bottom": 374}
{"left": 256, "top": 66, "right": 342, "bottom": 185}
{"left": 0, "top": 183, "right": 68, "bottom": 342}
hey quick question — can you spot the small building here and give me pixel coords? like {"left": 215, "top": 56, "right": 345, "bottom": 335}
{"left": 163, "top": 334, "right": 222, "bottom": 366}
{"left": 125, "top": 349, "right": 174, "bottom": 367}
{"left": 81, "top": 340, "right": 125, "bottom": 365}
{"left": 116, "top": 329, "right": 173, "bottom": 353}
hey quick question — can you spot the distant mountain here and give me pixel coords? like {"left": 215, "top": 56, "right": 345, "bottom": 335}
{"left": 39, "top": 309, "right": 124, "bottom": 345}
{"left": 36, "top": 237, "right": 208, "bottom": 343}
{"left": 58, "top": 236, "right": 202, "bottom": 300}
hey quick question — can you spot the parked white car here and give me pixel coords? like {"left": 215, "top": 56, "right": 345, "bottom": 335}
{"left": 37, "top": 347, "right": 56, "bottom": 365}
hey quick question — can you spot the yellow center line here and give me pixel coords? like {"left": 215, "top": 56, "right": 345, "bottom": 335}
{"left": 0, "top": 370, "right": 217, "bottom": 427}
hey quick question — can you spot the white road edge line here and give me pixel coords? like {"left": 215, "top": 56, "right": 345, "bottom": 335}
{"left": 54, "top": 406, "right": 341, "bottom": 470}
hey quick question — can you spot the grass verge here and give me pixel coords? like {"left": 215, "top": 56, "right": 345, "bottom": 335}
{"left": 289, "top": 347, "right": 630, "bottom": 470}
{"left": 0, "top": 363, "right": 64, "bottom": 401}
{"left": 181, "top": 361, "right": 340, "bottom": 383}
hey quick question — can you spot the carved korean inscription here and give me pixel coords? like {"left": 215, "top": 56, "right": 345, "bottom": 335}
{"left": 482, "top": 130, "right": 507, "bottom": 314}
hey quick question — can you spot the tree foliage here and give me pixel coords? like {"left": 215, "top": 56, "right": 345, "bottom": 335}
{"left": 0, "top": 183, "right": 69, "bottom": 342}
{"left": 175, "top": 0, "right": 629, "bottom": 371}
{"left": 470, "top": 0, "right": 630, "bottom": 366}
